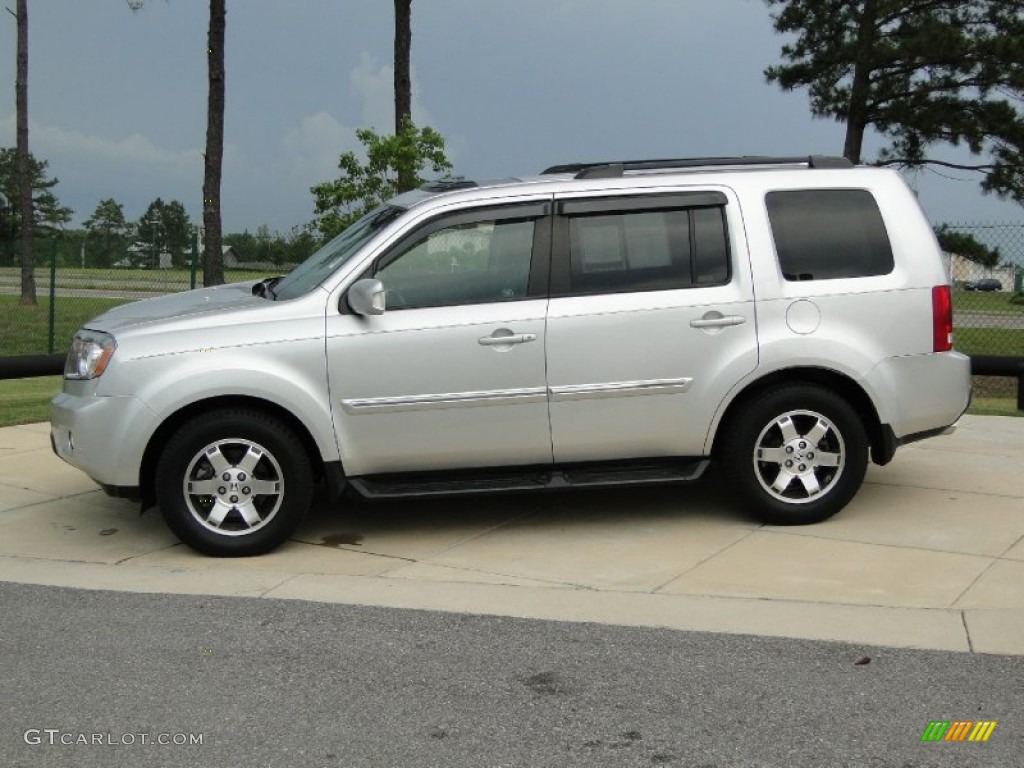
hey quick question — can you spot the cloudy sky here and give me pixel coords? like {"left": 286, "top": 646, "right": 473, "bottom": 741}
{"left": 2, "top": 0, "right": 1021, "bottom": 234}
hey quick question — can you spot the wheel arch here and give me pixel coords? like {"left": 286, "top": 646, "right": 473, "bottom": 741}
{"left": 139, "top": 395, "right": 339, "bottom": 511}
{"left": 709, "top": 367, "right": 891, "bottom": 465}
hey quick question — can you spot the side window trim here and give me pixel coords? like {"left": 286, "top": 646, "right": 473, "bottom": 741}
{"left": 527, "top": 214, "right": 553, "bottom": 297}
{"left": 550, "top": 195, "right": 731, "bottom": 297}
{"left": 557, "top": 191, "right": 727, "bottom": 216}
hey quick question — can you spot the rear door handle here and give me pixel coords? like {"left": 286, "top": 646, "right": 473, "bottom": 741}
{"left": 478, "top": 332, "right": 537, "bottom": 346}
{"left": 689, "top": 315, "right": 747, "bottom": 329}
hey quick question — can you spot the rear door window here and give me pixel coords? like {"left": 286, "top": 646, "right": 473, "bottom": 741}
{"left": 552, "top": 192, "right": 731, "bottom": 295}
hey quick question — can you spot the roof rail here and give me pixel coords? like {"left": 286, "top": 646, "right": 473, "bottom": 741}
{"left": 419, "top": 177, "right": 478, "bottom": 192}
{"left": 541, "top": 155, "right": 853, "bottom": 179}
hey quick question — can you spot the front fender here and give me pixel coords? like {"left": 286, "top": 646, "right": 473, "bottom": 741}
{"left": 99, "top": 337, "right": 340, "bottom": 465}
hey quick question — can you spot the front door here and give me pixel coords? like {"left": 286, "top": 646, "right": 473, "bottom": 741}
{"left": 326, "top": 201, "right": 553, "bottom": 476}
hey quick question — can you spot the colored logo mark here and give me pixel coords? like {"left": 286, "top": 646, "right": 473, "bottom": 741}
{"left": 920, "top": 721, "right": 997, "bottom": 742}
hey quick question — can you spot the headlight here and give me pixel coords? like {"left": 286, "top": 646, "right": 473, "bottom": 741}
{"left": 64, "top": 330, "right": 117, "bottom": 380}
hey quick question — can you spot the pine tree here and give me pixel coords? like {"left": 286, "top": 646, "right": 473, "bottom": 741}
{"left": 765, "top": 1, "right": 1024, "bottom": 203}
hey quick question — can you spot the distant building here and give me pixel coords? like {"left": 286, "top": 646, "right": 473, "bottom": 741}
{"left": 219, "top": 245, "right": 242, "bottom": 266}
{"left": 220, "top": 245, "right": 278, "bottom": 271}
{"left": 121, "top": 242, "right": 174, "bottom": 269}
{"left": 945, "top": 253, "right": 1017, "bottom": 291}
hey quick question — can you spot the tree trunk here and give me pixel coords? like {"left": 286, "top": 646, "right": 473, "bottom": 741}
{"left": 394, "top": 0, "right": 415, "bottom": 192}
{"left": 16, "top": 0, "right": 35, "bottom": 305}
{"left": 842, "top": 0, "right": 878, "bottom": 165}
{"left": 202, "top": 0, "right": 226, "bottom": 287}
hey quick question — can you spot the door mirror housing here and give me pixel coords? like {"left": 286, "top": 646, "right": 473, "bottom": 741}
{"left": 348, "top": 278, "right": 386, "bottom": 316}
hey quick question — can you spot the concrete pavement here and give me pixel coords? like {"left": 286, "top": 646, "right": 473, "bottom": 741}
{"left": 1, "top": 416, "right": 1022, "bottom": 655}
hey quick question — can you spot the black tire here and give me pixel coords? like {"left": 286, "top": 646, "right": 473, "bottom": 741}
{"left": 155, "top": 409, "right": 314, "bottom": 556}
{"left": 721, "top": 384, "right": 868, "bottom": 526}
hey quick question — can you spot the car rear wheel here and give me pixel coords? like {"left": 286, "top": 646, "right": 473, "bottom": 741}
{"left": 722, "top": 385, "right": 868, "bottom": 525}
{"left": 156, "top": 409, "right": 314, "bottom": 556}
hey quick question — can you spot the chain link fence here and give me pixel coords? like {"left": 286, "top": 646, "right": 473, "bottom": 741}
{"left": 0, "top": 236, "right": 284, "bottom": 358}
{"left": 2, "top": 221, "right": 1023, "bottom": 405}
{"left": 941, "top": 222, "right": 1024, "bottom": 403}
{"left": 943, "top": 222, "right": 1024, "bottom": 353}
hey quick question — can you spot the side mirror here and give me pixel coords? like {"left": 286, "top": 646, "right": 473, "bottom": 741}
{"left": 347, "top": 278, "right": 386, "bottom": 316}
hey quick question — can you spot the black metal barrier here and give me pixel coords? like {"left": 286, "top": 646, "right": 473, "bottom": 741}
{"left": 1, "top": 352, "right": 1023, "bottom": 412}
{"left": 0, "top": 354, "right": 64, "bottom": 380}
{"left": 971, "top": 355, "right": 1024, "bottom": 411}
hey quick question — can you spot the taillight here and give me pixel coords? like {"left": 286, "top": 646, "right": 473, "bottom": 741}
{"left": 932, "top": 285, "right": 952, "bottom": 352}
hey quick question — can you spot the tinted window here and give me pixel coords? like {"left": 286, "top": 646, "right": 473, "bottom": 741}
{"left": 376, "top": 218, "right": 535, "bottom": 309}
{"left": 567, "top": 206, "right": 729, "bottom": 294}
{"left": 766, "top": 190, "right": 894, "bottom": 281}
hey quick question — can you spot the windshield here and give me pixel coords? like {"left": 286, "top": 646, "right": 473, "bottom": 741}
{"left": 272, "top": 206, "right": 405, "bottom": 300}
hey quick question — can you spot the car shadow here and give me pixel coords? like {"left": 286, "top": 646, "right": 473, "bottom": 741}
{"left": 295, "top": 465, "right": 749, "bottom": 551}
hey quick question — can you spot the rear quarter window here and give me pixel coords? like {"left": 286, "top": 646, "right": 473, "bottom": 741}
{"left": 766, "top": 189, "right": 894, "bottom": 281}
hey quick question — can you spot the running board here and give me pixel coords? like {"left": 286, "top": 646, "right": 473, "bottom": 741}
{"left": 348, "top": 459, "right": 710, "bottom": 499}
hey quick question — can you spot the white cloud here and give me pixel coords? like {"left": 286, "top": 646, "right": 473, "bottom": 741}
{"left": 0, "top": 115, "right": 202, "bottom": 176}
{"left": 349, "top": 52, "right": 433, "bottom": 131}
{"left": 282, "top": 111, "right": 357, "bottom": 186}
{"left": 0, "top": 114, "right": 218, "bottom": 224}
{"left": 279, "top": 51, "right": 438, "bottom": 191}
{"left": 350, "top": 52, "right": 394, "bottom": 132}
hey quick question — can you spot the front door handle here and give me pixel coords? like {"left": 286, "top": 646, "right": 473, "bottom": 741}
{"left": 689, "top": 314, "right": 747, "bottom": 329}
{"left": 478, "top": 331, "right": 537, "bottom": 346}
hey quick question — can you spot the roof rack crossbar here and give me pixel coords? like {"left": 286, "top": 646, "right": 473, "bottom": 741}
{"left": 542, "top": 155, "right": 853, "bottom": 178}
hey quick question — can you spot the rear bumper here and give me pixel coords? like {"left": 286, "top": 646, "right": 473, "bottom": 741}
{"left": 869, "top": 351, "right": 972, "bottom": 436}
{"left": 867, "top": 351, "right": 971, "bottom": 465}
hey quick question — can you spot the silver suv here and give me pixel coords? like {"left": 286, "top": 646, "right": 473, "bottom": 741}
{"left": 51, "top": 156, "right": 972, "bottom": 556}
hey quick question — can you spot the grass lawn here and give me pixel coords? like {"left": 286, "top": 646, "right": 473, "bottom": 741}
{"left": 968, "top": 396, "right": 1022, "bottom": 416}
{"left": 952, "top": 288, "right": 1024, "bottom": 316}
{"left": 0, "top": 270, "right": 276, "bottom": 357}
{"left": 954, "top": 327, "right": 1024, "bottom": 357}
{"left": 0, "top": 376, "right": 62, "bottom": 427}
{"left": 0, "top": 295, "right": 127, "bottom": 356}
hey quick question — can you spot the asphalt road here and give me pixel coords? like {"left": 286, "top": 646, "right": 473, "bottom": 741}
{"left": 1, "top": 582, "right": 1020, "bottom": 768}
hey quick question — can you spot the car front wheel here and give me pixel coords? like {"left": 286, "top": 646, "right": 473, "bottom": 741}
{"left": 722, "top": 385, "right": 868, "bottom": 525}
{"left": 155, "top": 409, "right": 314, "bottom": 556}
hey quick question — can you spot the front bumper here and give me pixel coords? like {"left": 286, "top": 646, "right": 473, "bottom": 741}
{"left": 50, "top": 390, "right": 158, "bottom": 489}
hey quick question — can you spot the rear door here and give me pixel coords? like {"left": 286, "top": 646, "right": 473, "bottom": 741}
{"left": 545, "top": 188, "right": 758, "bottom": 462}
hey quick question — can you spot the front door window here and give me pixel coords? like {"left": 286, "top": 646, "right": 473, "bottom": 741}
{"left": 376, "top": 218, "right": 536, "bottom": 310}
